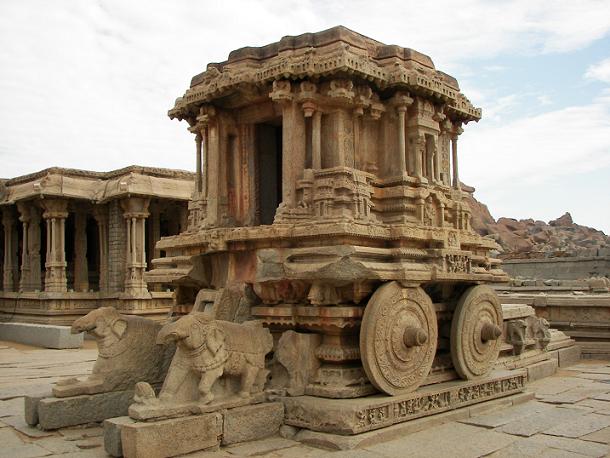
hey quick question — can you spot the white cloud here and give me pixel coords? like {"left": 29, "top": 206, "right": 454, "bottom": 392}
{"left": 0, "top": 0, "right": 610, "bottom": 233}
{"left": 461, "top": 95, "right": 610, "bottom": 232}
{"left": 586, "top": 57, "right": 610, "bottom": 83}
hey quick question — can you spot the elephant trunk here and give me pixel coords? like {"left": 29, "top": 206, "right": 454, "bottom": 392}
{"left": 71, "top": 316, "right": 95, "bottom": 334}
{"left": 157, "top": 320, "right": 184, "bottom": 345}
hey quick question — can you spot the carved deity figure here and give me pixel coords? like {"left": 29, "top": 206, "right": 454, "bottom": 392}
{"left": 155, "top": 313, "right": 273, "bottom": 404}
{"left": 53, "top": 307, "right": 174, "bottom": 397}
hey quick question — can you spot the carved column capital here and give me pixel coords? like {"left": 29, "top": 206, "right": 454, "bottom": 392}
{"left": 120, "top": 197, "right": 150, "bottom": 219}
{"left": 40, "top": 199, "right": 68, "bottom": 219}
{"left": 270, "top": 80, "right": 293, "bottom": 104}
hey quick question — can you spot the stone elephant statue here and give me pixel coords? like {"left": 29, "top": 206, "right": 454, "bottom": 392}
{"left": 52, "top": 307, "right": 174, "bottom": 397}
{"left": 156, "top": 313, "right": 273, "bottom": 404}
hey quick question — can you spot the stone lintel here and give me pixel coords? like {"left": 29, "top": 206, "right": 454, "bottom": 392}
{"left": 283, "top": 370, "right": 526, "bottom": 435}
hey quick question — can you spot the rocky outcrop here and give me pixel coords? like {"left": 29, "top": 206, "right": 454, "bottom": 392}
{"left": 463, "top": 187, "right": 610, "bottom": 259}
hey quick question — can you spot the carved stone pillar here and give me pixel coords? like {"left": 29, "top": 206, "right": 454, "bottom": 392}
{"left": 282, "top": 102, "right": 306, "bottom": 206}
{"left": 120, "top": 197, "right": 150, "bottom": 297}
{"left": 195, "top": 132, "right": 203, "bottom": 194}
{"left": 451, "top": 125, "right": 463, "bottom": 190}
{"left": 149, "top": 202, "right": 161, "bottom": 261}
{"left": 433, "top": 137, "right": 441, "bottom": 184}
{"left": 312, "top": 110, "right": 322, "bottom": 170}
{"left": 92, "top": 206, "right": 109, "bottom": 293}
{"left": 397, "top": 107, "right": 407, "bottom": 173}
{"left": 17, "top": 202, "right": 30, "bottom": 292}
{"left": 271, "top": 80, "right": 306, "bottom": 208}
{"left": 391, "top": 93, "right": 413, "bottom": 176}
{"left": 414, "top": 135, "right": 424, "bottom": 181}
{"left": 73, "top": 209, "right": 89, "bottom": 292}
{"left": 2, "top": 208, "right": 18, "bottom": 292}
{"left": 16, "top": 203, "right": 41, "bottom": 292}
{"left": 41, "top": 199, "right": 68, "bottom": 293}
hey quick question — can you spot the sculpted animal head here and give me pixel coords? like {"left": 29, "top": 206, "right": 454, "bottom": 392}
{"left": 71, "top": 307, "right": 128, "bottom": 342}
{"left": 157, "top": 313, "right": 225, "bottom": 355}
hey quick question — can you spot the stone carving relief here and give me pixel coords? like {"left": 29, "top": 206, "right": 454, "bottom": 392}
{"left": 53, "top": 307, "right": 173, "bottom": 397}
{"left": 445, "top": 254, "right": 471, "bottom": 273}
{"left": 129, "top": 314, "right": 273, "bottom": 419}
{"left": 505, "top": 319, "right": 527, "bottom": 356}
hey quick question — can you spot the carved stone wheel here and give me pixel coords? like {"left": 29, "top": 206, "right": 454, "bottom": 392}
{"left": 450, "top": 285, "right": 503, "bottom": 380}
{"left": 360, "top": 281, "right": 437, "bottom": 395}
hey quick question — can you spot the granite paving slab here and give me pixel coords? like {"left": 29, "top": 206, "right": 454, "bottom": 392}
{"left": 460, "top": 400, "right": 556, "bottom": 428}
{"left": 2, "top": 415, "right": 55, "bottom": 438}
{"left": 528, "top": 377, "right": 594, "bottom": 396}
{"left": 537, "top": 386, "right": 610, "bottom": 404}
{"left": 497, "top": 406, "right": 585, "bottom": 437}
{"left": 581, "top": 426, "right": 610, "bottom": 444}
{"left": 367, "top": 424, "right": 518, "bottom": 457}
{"left": 528, "top": 434, "right": 610, "bottom": 457}
{"left": 0, "top": 444, "right": 52, "bottom": 458}
{"left": 224, "top": 437, "right": 299, "bottom": 456}
{"left": 543, "top": 413, "right": 610, "bottom": 439}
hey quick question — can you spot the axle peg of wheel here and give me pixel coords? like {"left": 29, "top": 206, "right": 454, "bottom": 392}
{"left": 403, "top": 326, "right": 428, "bottom": 347}
{"left": 480, "top": 322, "right": 502, "bottom": 342}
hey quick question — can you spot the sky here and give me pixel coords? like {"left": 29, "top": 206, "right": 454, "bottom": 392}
{"left": 1, "top": 0, "right": 609, "bottom": 232}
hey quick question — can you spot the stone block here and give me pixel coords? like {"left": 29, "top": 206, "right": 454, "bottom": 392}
{"left": 24, "top": 391, "right": 53, "bottom": 426}
{"left": 526, "top": 358, "right": 558, "bottom": 381}
{"left": 104, "top": 416, "right": 135, "bottom": 457}
{"left": 284, "top": 370, "right": 526, "bottom": 434}
{"left": 37, "top": 389, "right": 134, "bottom": 430}
{"left": 0, "top": 322, "right": 83, "bottom": 349}
{"left": 120, "top": 413, "right": 222, "bottom": 458}
{"left": 222, "top": 402, "right": 284, "bottom": 445}
{"left": 557, "top": 344, "right": 581, "bottom": 367}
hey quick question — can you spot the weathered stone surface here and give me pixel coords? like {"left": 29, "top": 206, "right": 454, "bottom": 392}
{"left": 38, "top": 389, "right": 134, "bottom": 430}
{"left": 24, "top": 390, "right": 52, "bottom": 425}
{"left": 52, "top": 307, "right": 173, "bottom": 398}
{"left": 222, "top": 402, "right": 284, "bottom": 445}
{"left": 461, "top": 400, "right": 556, "bottom": 429}
{"left": 497, "top": 406, "right": 585, "bottom": 437}
{"left": 538, "top": 386, "right": 610, "bottom": 405}
{"left": 527, "top": 433, "right": 610, "bottom": 457}
{"left": 0, "top": 323, "right": 83, "bottom": 349}
{"left": 285, "top": 370, "right": 526, "bottom": 434}
{"left": 557, "top": 345, "right": 582, "bottom": 367}
{"left": 103, "top": 416, "right": 135, "bottom": 457}
{"left": 582, "top": 426, "right": 610, "bottom": 444}
{"left": 527, "top": 358, "right": 558, "bottom": 382}
{"left": 2, "top": 414, "right": 54, "bottom": 437}
{"left": 544, "top": 413, "right": 610, "bottom": 438}
{"left": 366, "top": 421, "right": 517, "bottom": 457}
{"left": 35, "top": 436, "right": 81, "bottom": 454}
{"left": 0, "top": 443, "right": 52, "bottom": 458}
{"left": 120, "top": 413, "right": 222, "bottom": 458}
{"left": 275, "top": 331, "right": 320, "bottom": 396}
{"left": 129, "top": 315, "right": 272, "bottom": 421}
{"left": 223, "top": 437, "right": 297, "bottom": 457}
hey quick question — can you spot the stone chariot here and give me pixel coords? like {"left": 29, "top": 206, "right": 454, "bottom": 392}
{"left": 146, "top": 26, "right": 513, "bottom": 431}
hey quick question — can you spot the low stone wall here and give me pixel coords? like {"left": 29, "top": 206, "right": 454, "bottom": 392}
{"left": 502, "top": 255, "right": 610, "bottom": 280}
{"left": 497, "top": 291, "right": 610, "bottom": 358}
{"left": 0, "top": 322, "right": 83, "bottom": 348}
{"left": 0, "top": 291, "right": 174, "bottom": 325}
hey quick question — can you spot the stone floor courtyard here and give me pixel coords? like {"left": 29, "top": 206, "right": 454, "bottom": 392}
{"left": 2, "top": 340, "right": 610, "bottom": 457}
